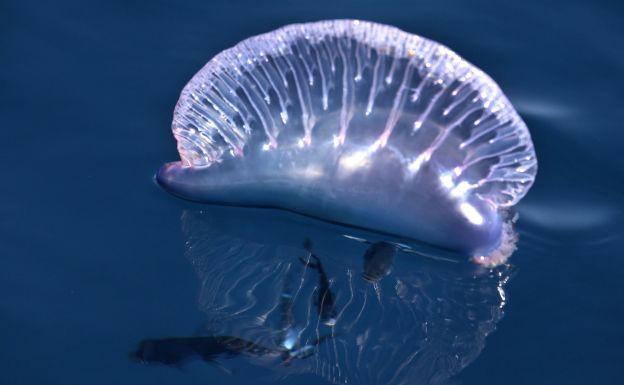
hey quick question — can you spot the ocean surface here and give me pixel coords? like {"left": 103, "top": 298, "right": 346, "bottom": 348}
{"left": 2, "top": 1, "right": 623, "bottom": 384}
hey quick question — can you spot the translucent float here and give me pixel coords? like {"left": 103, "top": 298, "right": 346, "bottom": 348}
{"left": 157, "top": 20, "right": 537, "bottom": 264}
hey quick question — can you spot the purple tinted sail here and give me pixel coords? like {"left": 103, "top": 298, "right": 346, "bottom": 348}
{"left": 157, "top": 20, "right": 537, "bottom": 264}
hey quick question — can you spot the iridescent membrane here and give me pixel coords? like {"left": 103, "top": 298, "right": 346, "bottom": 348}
{"left": 157, "top": 20, "right": 537, "bottom": 262}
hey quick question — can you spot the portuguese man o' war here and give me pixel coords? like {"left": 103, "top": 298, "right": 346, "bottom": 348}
{"left": 157, "top": 20, "right": 537, "bottom": 264}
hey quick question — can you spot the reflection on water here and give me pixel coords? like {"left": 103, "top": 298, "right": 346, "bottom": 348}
{"left": 134, "top": 207, "right": 512, "bottom": 385}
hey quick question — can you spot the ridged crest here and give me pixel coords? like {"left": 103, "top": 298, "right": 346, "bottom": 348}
{"left": 172, "top": 20, "right": 536, "bottom": 206}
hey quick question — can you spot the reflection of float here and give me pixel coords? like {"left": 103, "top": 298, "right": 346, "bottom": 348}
{"left": 134, "top": 206, "right": 512, "bottom": 385}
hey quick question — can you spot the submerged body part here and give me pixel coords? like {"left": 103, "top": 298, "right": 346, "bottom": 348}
{"left": 157, "top": 20, "right": 537, "bottom": 262}
{"left": 362, "top": 241, "right": 396, "bottom": 282}
{"left": 131, "top": 336, "right": 278, "bottom": 367}
{"left": 299, "top": 238, "right": 338, "bottom": 326}
{"left": 134, "top": 208, "right": 513, "bottom": 384}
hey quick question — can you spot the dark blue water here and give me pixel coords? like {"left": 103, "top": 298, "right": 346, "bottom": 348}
{"left": 2, "top": 1, "right": 624, "bottom": 384}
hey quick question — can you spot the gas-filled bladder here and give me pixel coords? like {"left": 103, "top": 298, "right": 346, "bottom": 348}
{"left": 157, "top": 20, "right": 536, "bottom": 265}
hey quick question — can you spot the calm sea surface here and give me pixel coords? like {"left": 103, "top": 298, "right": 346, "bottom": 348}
{"left": 2, "top": 1, "right": 623, "bottom": 384}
